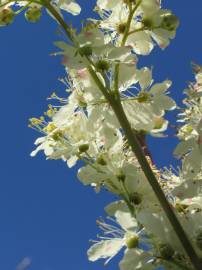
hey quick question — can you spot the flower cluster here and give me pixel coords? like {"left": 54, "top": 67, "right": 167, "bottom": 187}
{"left": 3, "top": 0, "right": 202, "bottom": 269}
{"left": 174, "top": 67, "right": 202, "bottom": 179}
{"left": 95, "top": 0, "right": 179, "bottom": 54}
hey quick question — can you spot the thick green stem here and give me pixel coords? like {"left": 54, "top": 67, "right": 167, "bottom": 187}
{"left": 108, "top": 96, "right": 202, "bottom": 270}
{"left": 42, "top": 3, "right": 202, "bottom": 270}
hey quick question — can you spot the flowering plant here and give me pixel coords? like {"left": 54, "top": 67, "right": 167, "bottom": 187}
{"left": 1, "top": 0, "right": 202, "bottom": 269}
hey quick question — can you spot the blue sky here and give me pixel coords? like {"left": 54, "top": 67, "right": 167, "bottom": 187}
{"left": 0, "top": 1, "right": 202, "bottom": 269}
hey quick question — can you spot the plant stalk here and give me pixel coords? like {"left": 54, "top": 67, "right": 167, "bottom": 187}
{"left": 43, "top": 3, "right": 202, "bottom": 269}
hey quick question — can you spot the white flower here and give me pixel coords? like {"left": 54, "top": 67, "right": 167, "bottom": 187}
{"left": 54, "top": 27, "right": 137, "bottom": 73}
{"left": 122, "top": 67, "right": 175, "bottom": 134}
{"left": 31, "top": 111, "right": 97, "bottom": 167}
{"left": 96, "top": 0, "right": 178, "bottom": 55}
{"left": 88, "top": 208, "right": 149, "bottom": 264}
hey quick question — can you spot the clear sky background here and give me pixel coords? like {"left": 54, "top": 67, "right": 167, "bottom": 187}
{"left": 0, "top": 1, "right": 202, "bottom": 269}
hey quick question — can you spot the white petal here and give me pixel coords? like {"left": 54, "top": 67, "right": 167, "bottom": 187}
{"left": 77, "top": 165, "right": 107, "bottom": 185}
{"left": 87, "top": 239, "right": 123, "bottom": 262}
{"left": 149, "top": 80, "right": 172, "bottom": 95}
{"left": 58, "top": 0, "right": 81, "bottom": 15}
{"left": 174, "top": 140, "right": 195, "bottom": 158}
{"left": 126, "top": 32, "right": 154, "bottom": 55}
{"left": 137, "top": 209, "right": 183, "bottom": 251}
{"left": 120, "top": 249, "right": 153, "bottom": 270}
{"left": 151, "top": 29, "right": 175, "bottom": 49}
{"left": 105, "top": 201, "right": 128, "bottom": 216}
{"left": 137, "top": 68, "right": 153, "bottom": 90}
{"left": 172, "top": 180, "right": 202, "bottom": 199}
{"left": 115, "top": 210, "right": 137, "bottom": 231}
{"left": 153, "top": 95, "right": 176, "bottom": 112}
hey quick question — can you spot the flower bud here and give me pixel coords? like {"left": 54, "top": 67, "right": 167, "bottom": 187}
{"left": 78, "top": 45, "right": 93, "bottom": 57}
{"left": 79, "top": 144, "right": 89, "bottom": 153}
{"left": 117, "top": 23, "right": 127, "bottom": 34}
{"left": 0, "top": 8, "right": 15, "bottom": 26}
{"left": 159, "top": 243, "right": 174, "bottom": 260}
{"left": 130, "top": 192, "right": 142, "bottom": 205}
{"left": 25, "top": 6, "right": 42, "bottom": 23}
{"left": 161, "top": 14, "right": 179, "bottom": 31}
{"left": 125, "top": 233, "right": 139, "bottom": 249}
{"left": 52, "top": 130, "right": 63, "bottom": 141}
{"left": 142, "top": 18, "right": 154, "bottom": 29}
{"left": 97, "top": 156, "right": 107, "bottom": 166}
{"left": 95, "top": 60, "right": 110, "bottom": 72}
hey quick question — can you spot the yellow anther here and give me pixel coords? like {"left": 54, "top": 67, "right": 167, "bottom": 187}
{"left": 43, "top": 122, "right": 57, "bottom": 133}
{"left": 29, "top": 117, "right": 43, "bottom": 126}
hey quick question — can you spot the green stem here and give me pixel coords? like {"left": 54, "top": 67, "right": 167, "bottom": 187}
{"left": 41, "top": 3, "right": 202, "bottom": 270}
{"left": 121, "top": 0, "right": 143, "bottom": 46}
{"left": 113, "top": 0, "right": 142, "bottom": 99}
{"left": 108, "top": 96, "right": 202, "bottom": 270}
{"left": 128, "top": 26, "right": 146, "bottom": 35}
{"left": 15, "top": 1, "right": 34, "bottom": 15}
{"left": 43, "top": 0, "right": 76, "bottom": 44}
{"left": 128, "top": 26, "right": 161, "bottom": 36}
{"left": 113, "top": 64, "right": 120, "bottom": 99}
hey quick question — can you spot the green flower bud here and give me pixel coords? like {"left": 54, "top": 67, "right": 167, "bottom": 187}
{"left": 117, "top": 23, "right": 127, "bottom": 34}
{"left": 79, "top": 144, "right": 89, "bottom": 153}
{"left": 95, "top": 60, "right": 110, "bottom": 72}
{"left": 161, "top": 14, "right": 179, "bottom": 31}
{"left": 130, "top": 192, "right": 142, "bottom": 205}
{"left": 25, "top": 6, "right": 42, "bottom": 23}
{"left": 125, "top": 233, "right": 139, "bottom": 249}
{"left": 78, "top": 45, "right": 93, "bottom": 57}
{"left": 196, "top": 231, "right": 202, "bottom": 250}
{"left": 0, "top": 8, "right": 15, "bottom": 26}
{"left": 142, "top": 17, "right": 154, "bottom": 29}
{"left": 52, "top": 131, "right": 63, "bottom": 141}
{"left": 97, "top": 156, "right": 107, "bottom": 166}
{"left": 159, "top": 243, "right": 175, "bottom": 260}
